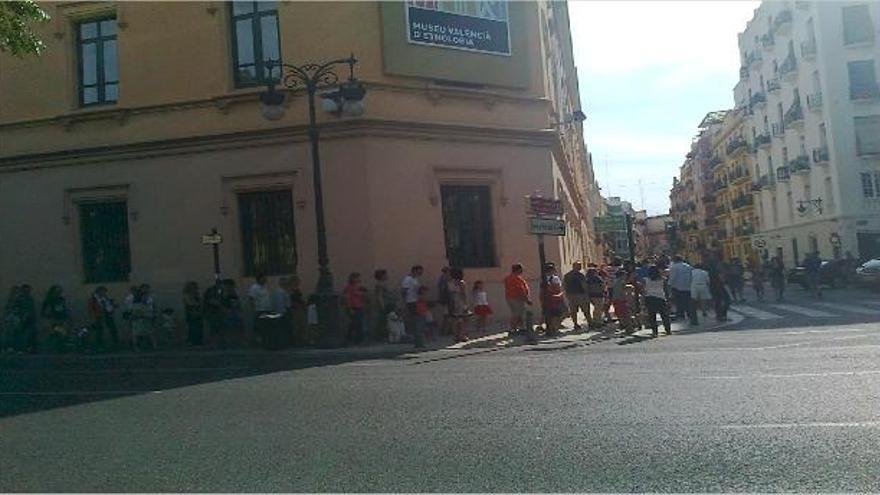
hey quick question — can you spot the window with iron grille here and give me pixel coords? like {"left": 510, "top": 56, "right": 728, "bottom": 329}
{"left": 861, "top": 173, "right": 875, "bottom": 198}
{"left": 842, "top": 4, "right": 874, "bottom": 45}
{"left": 854, "top": 115, "right": 880, "bottom": 156}
{"left": 440, "top": 185, "right": 496, "bottom": 268}
{"left": 230, "top": 1, "right": 281, "bottom": 87}
{"left": 848, "top": 60, "right": 879, "bottom": 100}
{"left": 77, "top": 17, "right": 118, "bottom": 106}
{"left": 79, "top": 201, "right": 131, "bottom": 283}
{"left": 238, "top": 190, "right": 297, "bottom": 276}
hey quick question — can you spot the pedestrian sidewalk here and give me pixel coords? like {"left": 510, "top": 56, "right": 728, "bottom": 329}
{"left": 0, "top": 311, "right": 743, "bottom": 370}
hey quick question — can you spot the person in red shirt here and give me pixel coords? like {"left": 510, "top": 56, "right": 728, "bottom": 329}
{"left": 343, "top": 272, "right": 367, "bottom": 344}
{"left": 504, "top": 263, "right": 532, "bottom": 338}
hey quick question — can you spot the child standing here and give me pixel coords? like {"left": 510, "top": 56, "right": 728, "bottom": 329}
{"left": 472, "top": 280, "right": 492, "bottom": 336}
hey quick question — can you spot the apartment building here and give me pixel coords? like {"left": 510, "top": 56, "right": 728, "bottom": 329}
{"left": 0, "top": 1, "right": 604, "bottom": 322}
{"left": 736, "top": 0, "right": 880, "bottom": 264}
{"left": 710, "top": 109, "right": 759, "bottom": 264}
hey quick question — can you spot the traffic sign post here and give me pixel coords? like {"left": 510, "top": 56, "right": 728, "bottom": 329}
{"left": 202, "top": 228, "right": 223, "bottom": 280}
{"left": 525, "top": 194, "right": 565, "bottom": 286}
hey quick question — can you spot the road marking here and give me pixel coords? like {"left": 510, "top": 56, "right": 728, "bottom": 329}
{"left": 720, "top": 421, "right": 880, "bottom": 430}
{"left": 0, "top": 391, "right": 151, "bottom": 396}
{"left": 769, "top": 303, "right": 837, "bottom": 317}
{"left": 698, "top": 369, "right": 880, "bottom": 380}
{"left": 712, "top": 334, "right": 870, "bottom": 351}
{"left": 729, "top": 305, "right": 782, "bottom": 320}
{"left": 813, "top": 302, "right": 880, "bottom": 316}
{"left": 781, "top": 327, "right": 872, "bottom": 335}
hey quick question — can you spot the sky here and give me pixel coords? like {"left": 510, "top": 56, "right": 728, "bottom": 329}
{"left": 568, "top": 0, "right": 761, "bottom": 216}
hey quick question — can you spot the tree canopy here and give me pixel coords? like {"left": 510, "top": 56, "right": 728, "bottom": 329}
{"left": 0, "top": 0, "right": 50, "bottom": 57}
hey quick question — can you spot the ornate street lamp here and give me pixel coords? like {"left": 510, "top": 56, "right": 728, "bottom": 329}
{"left": 260, "top": 55, "right": 366, "bottom": 347}
{"left": 796, "top": 197, "right": 823, "bottom": 216}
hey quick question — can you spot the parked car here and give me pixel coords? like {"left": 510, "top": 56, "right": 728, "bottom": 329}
{"left": 854, "top": 259, "right": 880, "bottom": 291}
{"left": 786, "top": 259, "right": 849, "bottom": 289}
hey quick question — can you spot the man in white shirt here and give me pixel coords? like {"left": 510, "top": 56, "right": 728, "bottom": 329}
{"left": 690, "top": 264, "right": 711, "bottom": 322}
{"left": 668, "top": 255, "right": 696, "bottom": 325}
{"left": 400, "top": 265, "right": 424, "bottom": 336}
{"left": 248, "top": 274, "right": 272, "bottom": 345}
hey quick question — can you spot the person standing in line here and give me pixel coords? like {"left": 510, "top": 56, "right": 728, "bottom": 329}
{"left": 643, "top": 265, "right": 671, "bottom": 337}
{"left": 563, "top": 261, "right": 589, "bottom": 331}
{"left": 248, "top": 273, "right": 272, "bottom": 346}
{"left": 435, "top": 267, "right": 452, "bottom": 336}
{"left": 270, "top": 277, "right": 293, "bottom": 347}
{"left": 709, "top": 269, "right": 732, "bottom": 322}
{"left": 130, "top": 288, "right": 158, "bottom": 352}
{"left": 541, "top": 263, "right": 565, "bottom": 337}
{"left": 668, "top": 255, "right": 696, "bottom": 325}
{"left": 690, "top": 264, "right": 711, "bottom": 321}
{"left": 220, "top": 279, "right": 243, "bottom": 349}
{"left": 87, "top": 286, "right": 117, "bottom": 352}
{"left": 503, "top": 263, "right": 531, "bottom": 338}
{"left": 447, "top": 267, "right": 470, "bottom": 343}
{"left": 400, "top": 265, "right": 424, "bottom": 338}
{"left": 371, "top": 269, "right": 395, "bottom": 343}
{"left": 472, "top": 280, "right": 492, "bottom": 336}
{"left": 585, "top": 267, "right": 607, "bottom": 329}
{"left": 41, "top": 285, "right": 68, "bottom": 354}
{"left": 343, "top": 272, "right": 367, "bottom": 345}
{"left": 413, "top": 286, "right": 430, "bottom": 349}
{"left": 203, "top": 280, "right": 225, "bottom": 349}
{"left": 183, "top": 282, "right": 204, "bottom": 346}
{"left": 286, "top": 277, "right": 306, "bottom": 346}
{"left": 804, "top": 251, "right": 823, "bottom": 299}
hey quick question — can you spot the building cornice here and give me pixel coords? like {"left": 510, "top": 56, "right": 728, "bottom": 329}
{"left": 0, "top": 118, "right": 557, "bottom": 172}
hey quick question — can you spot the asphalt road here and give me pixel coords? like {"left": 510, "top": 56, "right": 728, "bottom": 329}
{"left": 2, "top": 287, "right": 879, "bottom": 492}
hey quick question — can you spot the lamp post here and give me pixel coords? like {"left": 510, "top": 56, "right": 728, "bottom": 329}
{"left": 260, "top": 55, "right": 366, "bottom": 347}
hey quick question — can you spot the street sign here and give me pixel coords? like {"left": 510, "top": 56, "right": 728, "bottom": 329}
{"left": 528, "top": 217, "right": 566, "bottom": 236}
{"left": 594, "top": 215, "right": 627, "bottom": 232}
{"left": 202, "top": 233, "right": 223, "bottom": 245}
{"left": 753, "top": 238, "right": 767, "bottom": 249}
{"left": 525, "top": 196, "right": 563, "bottom": 216}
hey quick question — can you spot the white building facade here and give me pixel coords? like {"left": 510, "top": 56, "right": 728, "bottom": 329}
{"left": 736, "top": 1, "right": 880, "bottom": 264}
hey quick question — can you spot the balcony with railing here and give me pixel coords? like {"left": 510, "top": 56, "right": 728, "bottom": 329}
{"left": 812, "top": 146, "right": 829, "bottom": 165}
{"left": 761, "top": 33, "right": 775, "bottom": 49}
{"left": 736, "top": 224, "right": 756, "bottom": 237}
{"left": 801, "top": 39, "right": 817, "bottom": 59}
{"left": 773, "top": 9, "right": 793, "bottom": 35}
{"left": 784, "top": 101, "right": 804, "bottom": 128}
{"left": 789, "top": 154, "right": 811, "bottom": 174}
{"left": 713, "top": 179, "right": 728, "bottom": 192}
{"left": 709, "top": 155, "right": 723, "bottom": 169}
{"left": 779, "top": 53, "right": 798, "bottom": 80}
{"left": 776, "top": 166, "right": 791, "bottom": 181}
{"left": 771, "top": 122, "right": 785, "bottom": 138}
{"left": 767, "top": 78, "right": 781, "bottom": 93}
{"left": 739, "top": 66, "right": 749, "bottom": 80}
{"left": 749, "top": 92, "right": 767, "bottom": 109}
{"left": 851, "top": 83, "right": 880, "bottom": 101}
{"left": 746, "top": 50, "right": 763, "bottom": 68}
{"left": 806, "top": 92, "right": 822, "bottom": 111}
{"left": 751, "top": 174, "right": 771, "bottom": 192}
{"left": 726, "top": 136, "right": 749, "bottom": 157}
{"left": 729, "top": 167, "right": 751, "bottom": 185}
{"left": 754, "top": 133, "right": 772, "bottom": 149}
{"left": 732, "top": 195, "right": 755, "bottom": 211}
{"left": 716, "top": 205, "right": 730, "bottom": 217}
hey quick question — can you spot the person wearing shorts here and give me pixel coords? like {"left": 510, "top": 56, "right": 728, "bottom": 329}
{"left": 690, "top": 264, "right": 711, "bottom": 321}
{"left": 504, "top": 263, "right": 531, "bottom": 337}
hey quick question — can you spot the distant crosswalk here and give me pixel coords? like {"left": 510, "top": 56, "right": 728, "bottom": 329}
{"left": 728, "top": 300, "right": 879, "bottom": 321}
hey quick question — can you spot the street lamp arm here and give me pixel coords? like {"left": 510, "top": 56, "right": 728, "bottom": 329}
{"left": 268, "top": 57, "right": 358, "bottom": 92}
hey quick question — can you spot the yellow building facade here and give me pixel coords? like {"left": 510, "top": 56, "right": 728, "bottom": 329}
{"left": 0, "top": 1, "right": 603, "bottom": 325}
{"left": 711, "top": 109, "right": 758, "bottom": 264}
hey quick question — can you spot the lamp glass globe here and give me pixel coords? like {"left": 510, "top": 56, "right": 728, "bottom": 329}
{"left": 262, "top": 104, "right": 285, "bottom": 121}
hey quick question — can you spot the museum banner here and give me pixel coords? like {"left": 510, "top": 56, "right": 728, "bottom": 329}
{"left": 406, "top": 1, "right": 510, "bottom": 56}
